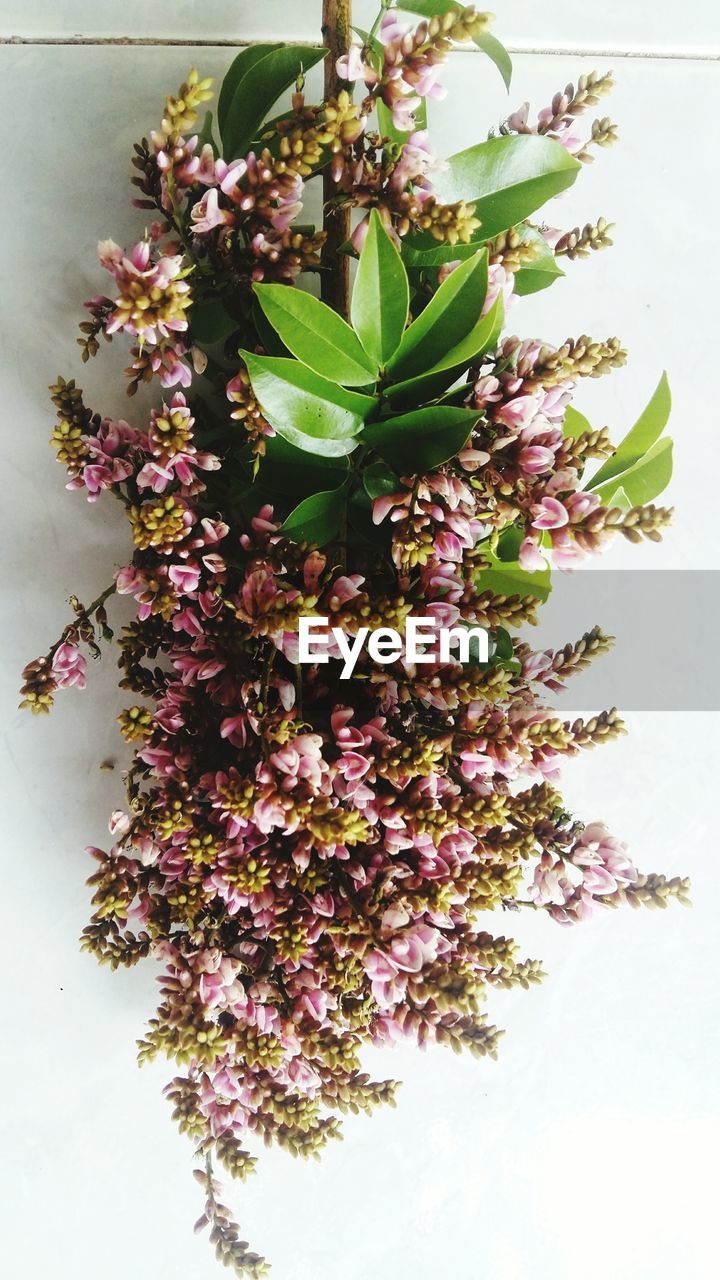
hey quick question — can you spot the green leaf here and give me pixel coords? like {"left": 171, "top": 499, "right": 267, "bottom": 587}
{"left": 432, "top": 135, "right": 581, "bottom": 240}
{"left": 362, "top": 406, "right": 479, "bottom": 471}
{"left": 363, "top": 460, "right": 400, "bottom": 500}
{"left": 190, "top": 299, "right": 237, "bottom": 345}
{"left": 386, "top": 250, "right": 488, "bottom": 379}
{"left": 592, "top": 437, "right": 674, "bottom": 507}
{"left": 261, "top": 435, "right": 350, "bottom": 498}
{"left": 241, "top": 351, "right": 374, "bottom": 457}
{"left": 253, "top": 283, "right": 377, "bottom": 386}
{"left": 604, "top": 485, "right": 632, "bottom": 512}
{"left": 218, "top": 44, "right": 276, "bottom": 134}
{"left": 197, "top": 110, "right": 218, "bottom": 153}
{"left": 348, "top": 486, "right": 391, "bottom": 548}
{"left": 385, "top": 295, "right": 502, "bottom": 405}
{"left": 588, "top": 373, "right": 672, "bottom": 491}
{"left": 473, "top": 32, "right": 513, "bottom": 91}
{"left": 252, "top": 298, "right": 292, "bottom": 358}
{"left": 495, "top": 524, "right": 524, "bottom": 562}
{"left": 563, "top": 406, "right": 593, "bottom": 440}
{"left": 351, "top": 209, "right": 410, "bottom": 368}
{"left": 280, "top": 485, "right": 347, "bottom": 546}
{"left": 220, "top": 44, "right": 327, "bottom": 159}
{"left": 513, "top": 228, "right": 565, "bottom": 296}
{"left": 476, "top": 549, "right": 552, "bottom": 602}
{"left": 236, "top": 482, "right": 275, "bottom": 524}
{"left": 401, "top": 237, "right": 484, "bottom": 269}
{"left": 514, "top": 254, "right": 564, "bottom": 296}
{"left": 492, "top": 626, "right": 515, "bottom": 661}
{"left": 401, "top": 223, "right": 555, "bottom": 278}
{"left": 398, "top": 1, "right": 512, "bottom": 88}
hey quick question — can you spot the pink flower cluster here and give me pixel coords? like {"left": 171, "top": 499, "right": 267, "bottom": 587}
{"left": 98, "top": 239, "right": 191, "bottom": 344}
{"left": 529, "top": 823, "right": 638, "bottom": 924}
{"left": 339, "top": 14, "right": 447, "bottom": 132}
{"left": 370, "top": 341, "right": 613, "bottom": 595}
{"left": 471, "top": 338, "right": 607, "bottom": 570}
{"left": 61, "top": 477, "right": 648, "bottom": 1154}
{"left": 190, "top": 153, "right": 304, "bottom": 237}
{"left": 66, "top": 392, "right": 219, "bottom": 505}
{"left": 51, "top": 642, "right": 87, "bottom": 690}
{"left": 85, "top": 239, "right": 194, "bottom": 390}
{"left": 23, "top": 46, "right": 678, "bottom": 1276}
{"left": 507, "top": 100, "right": 586, "bottom": 157}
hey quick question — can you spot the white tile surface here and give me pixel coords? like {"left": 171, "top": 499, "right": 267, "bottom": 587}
{"left": 0, "top": 0, "right": 324, "bottom": 42}
{"left": 357, "top": 0, "right": 720, "bottom": 55}
{"left": 1, "top": 36, "right": 718, "bottom": 1280}
{"left": 0, "top": 0, "right": 718, "bottom": 53}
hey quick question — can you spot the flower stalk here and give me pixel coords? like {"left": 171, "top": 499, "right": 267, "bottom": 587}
{"left": 321, "top": 0, "right": 353, "bottom": 317}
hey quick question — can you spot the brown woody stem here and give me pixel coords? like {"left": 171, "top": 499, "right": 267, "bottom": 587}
{"left": 321, "top": 0, "right": 352, "bottom": 318}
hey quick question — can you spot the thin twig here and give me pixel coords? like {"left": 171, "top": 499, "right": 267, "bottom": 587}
{"left": 320, "top": 0, "right": 352, "bottom": 318}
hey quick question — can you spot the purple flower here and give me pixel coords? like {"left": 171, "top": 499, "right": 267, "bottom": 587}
{"left": 336, "top": 46, "right": 376, "bottom": 84}
{"left": 531, "top": 496, "right": 570, "bottom": 531}
{"left": 190, "top": 188, "right": 235, "bottom": 235}
{"left": 51, "top": 643, "right": 87, "bottom": 690}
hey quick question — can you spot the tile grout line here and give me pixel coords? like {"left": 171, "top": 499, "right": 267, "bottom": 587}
{"left": 0, "top": 35, "right": 718, "bottom": 60}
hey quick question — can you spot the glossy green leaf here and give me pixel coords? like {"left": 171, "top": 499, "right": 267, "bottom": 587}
{"left": 386, "top": 250, "right": 488, "bottom": 379}
{"left": 385, "top": 295, "right": 502, "bottom": 405}
{"left": 563, "top": 405, "right": 593, "bottom": 440}
{"left": 398, "top": 1, "right": 512, "bottom": 88}
{"left": 363, "top": 460, "right": 401, "bottom": 500}
{"left": 588, "top": 373, "right": 672, "bottom": 491}
{"left": 241, "top": 351, "right": 373, "bottom": 457}
{"left": 476, "top": 549, "right": 552, "bottom": 602}
{"left": 351, "top": 209, "right": 410, "bottom": 368}
{"left": 401, "top": 237, "right": 484, "bottom": 269}
{"left": 281, "top": 485, "right": 347, "bottom": 546}
{"left": 495, "top": 524, "right": 524, "bottom": 562}
{"left": 593, "top": 437, "right": 674, "bottom": 507}
{"left": 514, "top": 254, "right": 564, "bottom": 296}
{"left": 473, "top": 32, "right": 513, "bottom": 91}
{"left": 513, "top": 229, "right": 565, "bottom": 295}
{"left": 218, "top": 44, "right": 276, "bottom": 133}
{"left": 402, "top": 223, "right": 556, "bottom": 279}
{"left": 220, "top": 44, "right": 327, "bottom": 159}
{"left": 362, "top": 406, "right": 479, "bottom": 471}
{"left": 252, "top": 298, "right": 292, "bottom": 358}
{"left": 432, "top": 135, "right": 580, "bottom": 240}
{"left": 253, "top": 284, "right": 377, "bottom": 386}
{"left": 261, "top": 436, "right": 350, "bottom": 497}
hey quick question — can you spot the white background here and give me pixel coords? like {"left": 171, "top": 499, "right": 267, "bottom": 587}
{"left": 1, "top": 3, "right": 718, "bottom": 1278}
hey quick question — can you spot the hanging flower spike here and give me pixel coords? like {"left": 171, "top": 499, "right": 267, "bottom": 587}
{"left": 19, "top": 15, "right": 683, "bottom": 1277}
